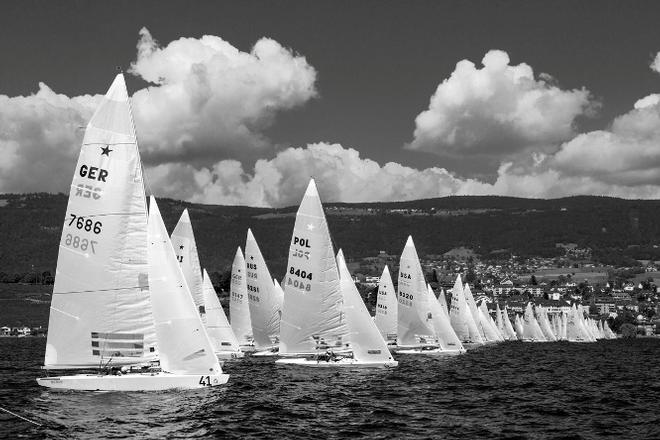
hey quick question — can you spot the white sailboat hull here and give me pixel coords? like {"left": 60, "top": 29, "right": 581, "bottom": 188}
{"left": 216, "top": 351, "right": 245, "bottom": 360}
{"left": 275, "top": 358, "right": 398, "bottom": 368}
{"left": 252, "top": 348, "right": 280, "bottom": 357}
{"left": 396, "top": 347, "right": 465, "bottom": 356}
{"left": 36, "top": 372, "right": 229, "bottom": 391}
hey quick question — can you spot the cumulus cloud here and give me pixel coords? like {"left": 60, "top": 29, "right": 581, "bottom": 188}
{"left": 146, "top": 143, "right": 484, "bottom": 207}
{"left": 550, "top": 94, "right": 660, "bottom": 186}
{"left": 651, "top": 52, "right": 660, "bottom": 74}
{"left": 0, "top": 28, "right": 316, "bottom": 193}
{"left": 129, "top": 28, "right": 317, "bottom": 165}
{"left": 407, "top": 50, "right": 596, "bottom": 177}
{"left": 0, "top": 85, "right": 98, "bottom": 193}
{"left": 146, "top": 140, "right": 660, "bottom": 208}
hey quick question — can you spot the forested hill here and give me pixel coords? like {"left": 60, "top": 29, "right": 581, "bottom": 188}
{"left": 2, "top": 193, "right": 660, "bottom": 278}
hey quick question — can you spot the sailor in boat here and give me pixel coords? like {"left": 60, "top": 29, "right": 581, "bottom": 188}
{"left": 318, "top": 348, "right": 339, "bottom": 362}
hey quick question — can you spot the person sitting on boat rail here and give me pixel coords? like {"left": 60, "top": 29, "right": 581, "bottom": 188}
{"left": 319, "top": 348, "right": 337, "bottom": 362}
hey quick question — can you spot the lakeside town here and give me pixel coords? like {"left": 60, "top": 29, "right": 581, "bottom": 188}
{"left": 4, "top": 241, "right": 660, "bottom": 338}
{"left": 345, "top": 242, "right": 660, "bottom": 337}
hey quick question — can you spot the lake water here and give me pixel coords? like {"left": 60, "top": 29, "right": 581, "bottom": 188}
{"left": 1, "top": 338, "right": 659, "bottom": 439}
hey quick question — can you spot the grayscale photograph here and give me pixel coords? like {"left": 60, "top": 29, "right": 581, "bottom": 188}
{"left": 1, "top": 1, "right": 659, "bottom": 438}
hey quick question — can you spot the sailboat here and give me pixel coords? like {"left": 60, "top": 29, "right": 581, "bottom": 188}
{"left": 536, "top": 306, "right": 557, "bottom": 342}
{"left": 37, "top": 74, "right": 227, "bottom": 390}
{"left": 276, "top": 179, "right": 349, "bottom": 361}
{"left": 374, "top": 265, "right": 398, "bottom": 346}
{"left": 603, "top": 320, "right": 617, "bottom": 339}
{"left": 202, "top": 269, "right": 244, "bottom": 359}
{"left": 171, "top": 209, "right": 206, "bottom": 318}
{"left": 477, "top": 301, "right": 504, "bottom": 342}
{"left": 229, "top": 247, "right": 255, "bottom": 352}
{"left": 495, "top": 303, "right": 505, "bottom": 336}
{"left": 244, "top": 228, "right": 284, "bottom": 356}
{"left": 521, "top": 303, "right": 547, "bottom": 342}
{"left": 395, "top": 236, "right": 440, "bottom": 353}
{"left": 502, "top": 306, "right": 517, "bottom": 340}
{"left": 276, "top": 180, "right": 396, "bottom": 367}
{"left": 449, "top": 275, "right": 483, "bottom": 345}
{"left": 426, "top": 285, "right": 465, "bottom": 354}
{"left": 513, "top": 314, "right": 524, "bottom": 340}
{"left": 171, "top": 210, "right": 243, "bottom": 359}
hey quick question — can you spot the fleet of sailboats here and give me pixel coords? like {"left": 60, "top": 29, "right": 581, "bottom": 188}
{"left": 36, "top": 72, "right": 621, "bottom": 391}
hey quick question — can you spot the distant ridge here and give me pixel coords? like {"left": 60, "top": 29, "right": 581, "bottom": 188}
{"left": 1, "top": 192, "right": 660, "bottom": 277}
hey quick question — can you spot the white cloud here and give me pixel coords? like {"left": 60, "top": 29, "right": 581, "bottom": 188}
{"left": 0, "top": 84, "right": 98, "bottom": 193}
{"left": 550, "top": 94, "right": 660, "bottom": 186}
{"left": 147, "top": 140, "right": 660, "bottom": 208}
{"left": 651, "top": 52, "right": 660, "bottom": 74}
{"left": 129, "top": 28, "right": 317, "bottom": 164}
{"left": 407, "top": 50, "right": 596, "bottom": 176}
{"left": 0, "top": 29, "right": 316, "bottom": 194}
{"left": 147, "top": 143, "right": 482, "bottom": 207}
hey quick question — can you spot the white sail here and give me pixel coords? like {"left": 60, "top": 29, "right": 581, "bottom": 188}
{"left": 171, "top": 209, "right": 205, "bottom": 317}
{"left": 514, "top": 314, "right": 524, "bottom": 340}
{"left": 463, "top": 284, "right": 488, "bottom": 341}
{"left": 427, "top": 285, "right": 464, "bottom": 352}
{"left": 495, "top": 303, "right": 505, "bottom": 335}
{"left": 502, "top": 306, "right": 517, "bottom": 340}
{"left": 279, "top": 179, "right": 348, "bottom": 355}
{"left": 478, "top": 301, "right": 504, "bottom": 342}
{"left": 603, "top": 320, "right": 616, "bottom": 339}
{"left": 44, "top": 74, "right": 158, "bottom": 369}
{"left": 337, "top": 250, "right": 396, "bottom": 364}
{"left": 230, "top": 247, "right": 253, "bottom": 346}
{"left": 521, "top": 303, "right": 546, "bottom": 342}
{"left": 202, "top": 269, "right": 241, "bottom": 354}
{"left": 437, "top": 288, "right": 449, "bottom": 316}
{"left": 537, "top": 306, "right": 557, "bottom": 341}
{"left": 374, "top": 265, "right": 397, "bottom": 343}
{"left": 396, "top": 236, "right": 436, "bottom": 347}
{"left": 449, "top": 275, "right": 483, "bottom": 344}
{"left": 147, "top": 197, "right": 222, "bottom": 375}
{"left": 244, "top": 228, "right": 283, "bottom": 349}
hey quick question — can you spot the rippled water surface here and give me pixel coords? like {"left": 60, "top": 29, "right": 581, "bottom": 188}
{"left": 2, "top": 338, "right": 660, "bottom": 439}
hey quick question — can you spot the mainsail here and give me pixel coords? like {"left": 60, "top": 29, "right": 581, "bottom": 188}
{"left": 396, "top": 236, "right": 435, "bottom": 347}
{"left": 171, "top": 209, "right": 205, "bottom": 317}
{"left": 374, "top": 265, "right": 397, "bottom": 343}
{"left": 337, "top": 250, "right": 395, "bottom": 363}
{"left": 44, "top": 74, "right": 157, "bottom": 369}
{"left": 245, "top": 228, "right": 284, "bottom": 349}
{"left": 502, "top": 306, "right": 517, "bottom": 340}
{"left": 521, "top": 303, "right": 546, "bottom": 342}
{"left": 478, "top": 301, "right": 503, "bottom": 342}
{"left": 427, "top": 285, "right": 464, "bottom": 351}
{"left": 279, "top": 179, "right": 348, "bottom": 355}
{"left": 537, "top": 306, "right": 557, "bottom": 341}
{"left": 147, "top": 197, "right": 222, "bottom": 375}
{"left": 202, "top": 269, "right": 241, "bottom": 353}
{"left": 449, "top": 275, "right": 482, "bottom": 343}
{"left": 230, "top": 247, "right": 253, "bottom": 346}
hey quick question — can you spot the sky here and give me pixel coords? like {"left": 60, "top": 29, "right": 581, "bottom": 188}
{"left": 2, "top": 0, "right": 660, "bottom": 207}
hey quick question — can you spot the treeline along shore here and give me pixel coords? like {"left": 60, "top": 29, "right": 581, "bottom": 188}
{"left": 2, "top": 192, "right": 660, "bottom": 280}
